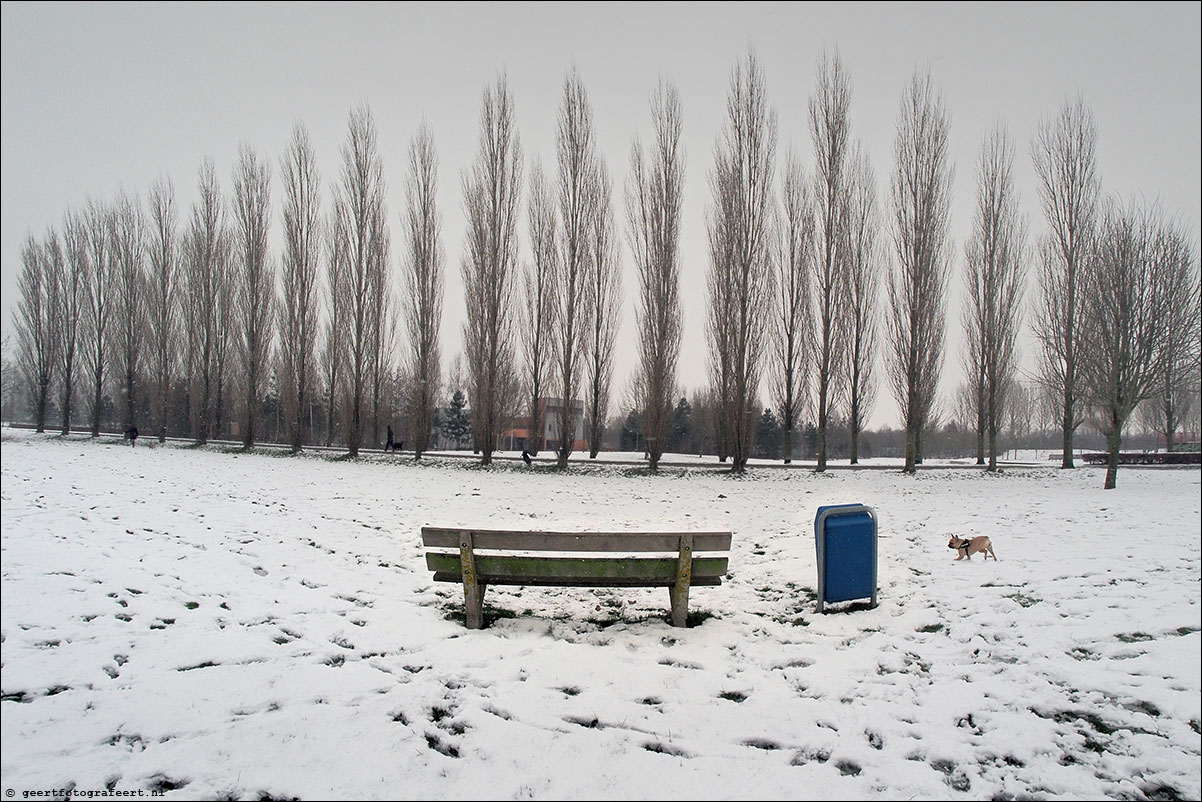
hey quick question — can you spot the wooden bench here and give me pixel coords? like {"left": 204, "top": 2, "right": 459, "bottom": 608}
{"left": 422, "top": 527, "right": 732, "bottom": 629}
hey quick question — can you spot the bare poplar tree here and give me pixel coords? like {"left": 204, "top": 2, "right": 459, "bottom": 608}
{"left": 146, "top": 179, "right": 179, "bottom": 442}
{"left": 0, "top": 333, "right": 16, "bottom": 422}
{"left": 523, "top": 160, "right": 558, "bottom": 456}
{"left": 60, "top": 210, "right": 89, "bottom": 434}
{"left": 462, "top": 74, "right": 522, "bottom": 465}
{"left": 367, "top": 202, "right": 395, "bottom": 450}
{"left": 1005, "top": 379, "right": 1036, "bottom": 449}
{"left": 1146, "top": 239, "right": 1201, "bottom": 451}
{"left": 231, "top": 145, "right": 275, "bottom": 448}
{"left": 401, "top": 123, "right": 444, "bottom": 459}
{"left": 843, "top": 145, "right": 881, "bottom": 464}
{"left": 770, "top": 152, "right": 814, "bottom": 463}
{"left": 886, "top": 68, "right": 954, "bottom": 473}
{"left": 211, "top": 227, "right": 236, "bottom": 440}
{"left": 952, "top": 380, "right": 977, "bottom": 433}
{"left": 809, "top": 49, "right": 852, "bottom": 471}
{"left": 963, "top": 122, "right": 1028, "bottom": 471}
{"left": 705, "top": 49, "right": 778, "bottom": 472}
{"left": 14, "top": 232, "right": 58, "bottom": 431}
{"left": 179, "top": 251, "right": 199, "bottom": 439}
{"left": 321, "top": 197, "right": 350, "bottom": 447}
{"left": 333, "top": 101, "right": 388, "bottom": 457}
{"left": 550, "top": 67, "right": 598, "bottom": 468}
{"left": 184, "top": 159, "right": 227, "bottom": 443}
{"left": 279, "top": 122, "right": 322, "bottom": 453}
{"left": 1031, "top": 95, "right": 1099, "bottom": 468}
{"left": 707, "top": 170, "right": 736, "bottom": 464}
{"left": 627, "top": 80, "right": 684, "bottom": 472}
{"left": 584, "top": 160, "right": 621, "bottom": 459}
{"left": 964, "top": 271, "right": 987, "bottom": 466}
{"left": 1081, "top": 200, "right": 1196, "bottom": 489}
{"left": 83, "top": 199, "right": 115, "bottom": 436}
{"left": 110, "top": 190, "right": 146, "bottom": 432}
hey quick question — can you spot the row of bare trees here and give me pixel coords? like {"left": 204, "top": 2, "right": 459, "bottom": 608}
{"left": 1029, "top": 98, "right": 1200, "bottom": 486}
{"left": 691, "top": 47, "right": 1197, "bottom": 486}
{"left": 11, "top": 59, "right": 1198, "bottom": 487}
{"left": 699, "top": 49, "right": 943, "bottom": 476}
{"left": 7, "top": 69, "right": 632, "bottom": 469}
{"left": 11, "top": 104, "right": 444, "bottom": 459}
{"left": 15, "top": 195, "right": 156, "bottom": 440}
{"left": 698, "top": 49, "right": 910, "bottom": 475}
{"left": 466, "top": 70, "right": 627, "bottom": 468}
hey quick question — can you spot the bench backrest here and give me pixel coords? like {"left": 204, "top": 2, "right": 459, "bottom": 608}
{"left": 422, "top": 527, "right": 732, "bottom": 587}
{"left": 422, "top": 527, "right": 731, "bottom": 552}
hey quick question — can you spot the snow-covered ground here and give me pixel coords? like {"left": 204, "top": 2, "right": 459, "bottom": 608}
{"left": 2, "top": 429, "right": 1199, "bottom": 801}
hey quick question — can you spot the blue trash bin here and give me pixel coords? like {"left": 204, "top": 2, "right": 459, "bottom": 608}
{"left": 814, "top": 503, "right": 878, "bottom": 613}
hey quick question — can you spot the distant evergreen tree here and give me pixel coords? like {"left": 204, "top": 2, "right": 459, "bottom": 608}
{"left": 803, "top": 422, "right": 819, "bottom": 460}
{"left": 754, "top": 407, "right": 783, "bottom": 459}
{"left": 666, "top": 396, "right": 692, "bottom": 453}
{"left": 442, "top": 389, "right": 472, "bottom": 449}
{"left": 619, "top": 408, "right": 642, "bottom": 451}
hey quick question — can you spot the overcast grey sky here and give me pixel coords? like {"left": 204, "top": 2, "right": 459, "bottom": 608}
{"left": 2, "top": 1, "right": 1199, "bottom": 429}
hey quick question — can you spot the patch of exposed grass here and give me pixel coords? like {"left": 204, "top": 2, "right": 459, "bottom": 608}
{"left": 1005, "top": 592, "right": 1041, "bottom": 608}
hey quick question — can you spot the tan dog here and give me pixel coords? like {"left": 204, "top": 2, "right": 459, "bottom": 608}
{"left": 948, "top": 536, "right": 997, "bottom": 561}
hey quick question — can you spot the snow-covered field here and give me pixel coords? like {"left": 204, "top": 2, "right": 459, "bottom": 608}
{"left": 2, "top": 429, "right": 1199, "bottom": 801}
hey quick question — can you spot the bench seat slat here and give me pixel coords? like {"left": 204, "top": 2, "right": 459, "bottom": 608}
{"left": 426, "top": 553, "right": 728, "bottom": 583}
{"left": 421, "top": 527, "right": 732, "bottom": 553}
{"left": 431, "top": 572, "right": 723, "bottom": 587}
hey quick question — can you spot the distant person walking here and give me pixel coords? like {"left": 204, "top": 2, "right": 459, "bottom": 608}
{"left": 125, "top": 425, "right": 139, "bottom": 447}
{"left": 386, "top": 425, "right": 395, "bottom": 453}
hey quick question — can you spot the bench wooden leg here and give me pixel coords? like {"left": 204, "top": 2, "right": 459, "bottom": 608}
{"left": 669, "top": 584, "right": 690, "bottom": 627}
{"left": 465, "top": 582, "right": 487, "bottom": 630}
{"left": 460, "top": 531, "right": 485, "bottom": 629}
{"left": 670, "top": 534, "right": 694, "bottom": 627}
